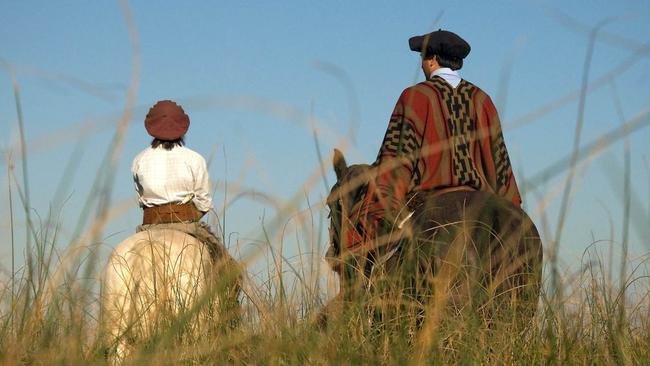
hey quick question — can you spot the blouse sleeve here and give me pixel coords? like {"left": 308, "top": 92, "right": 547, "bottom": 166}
{"left": 192, "top": 155, "right": 214, "bottom": 213}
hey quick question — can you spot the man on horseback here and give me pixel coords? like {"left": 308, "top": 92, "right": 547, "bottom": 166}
{"left": 321, "top": 30, "right": 541, "bottom": 329}
{"left": 348, "top": 29, "right": 522, "bottom": 253}
{"left": 132, "top": 100, "right": 233, "bottom": 266}
{"left": 324, "top": 29, "right": 539, "bottom": 302}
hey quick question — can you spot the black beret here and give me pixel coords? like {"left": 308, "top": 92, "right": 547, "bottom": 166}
{"left": 409, "top": 29, "right": 471, "bottom": 59}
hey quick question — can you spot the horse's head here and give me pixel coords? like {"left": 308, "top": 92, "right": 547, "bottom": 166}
{"left": 325, "top": 149, "right": 373, "bottom": 269}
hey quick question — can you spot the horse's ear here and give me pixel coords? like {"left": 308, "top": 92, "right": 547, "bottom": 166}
{"left": 333, "top": 148, "right": 348, "bottom": 180}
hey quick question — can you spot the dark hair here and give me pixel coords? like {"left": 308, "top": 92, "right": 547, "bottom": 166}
{"left": 424, "top": 53, "right": 463, "bottom": 71}
{"left": 151, "top": 137, "right": 185, "bottom": 151}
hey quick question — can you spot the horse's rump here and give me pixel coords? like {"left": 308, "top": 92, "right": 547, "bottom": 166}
{"left": 325, "top": 150, "right": 543, "bottom": 328}
{"left": 372, "top": 190, "right": 542, "bottom": 318}
{"left": 102, "top": 229, "right": 213, "bottom": 360}
{"left": 104, "top": 229, "right": 212, "bottom": 299}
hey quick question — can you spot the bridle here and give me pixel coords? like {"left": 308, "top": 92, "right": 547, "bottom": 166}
{"left": 327, "top": 183, "right": 345, "bottom": 258}
{"left": 326, "top": 165, "right": 371, "bottom": 258}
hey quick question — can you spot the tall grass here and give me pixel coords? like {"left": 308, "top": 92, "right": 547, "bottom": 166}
{"left": 1, "top": 196, "right": 648, "bottom": 364}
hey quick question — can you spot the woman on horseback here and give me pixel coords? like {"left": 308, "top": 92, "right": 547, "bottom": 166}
{"left": 132, "top": 99, "right": 231, "bottom": 264}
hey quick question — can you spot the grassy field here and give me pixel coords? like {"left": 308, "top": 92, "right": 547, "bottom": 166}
{"left": 0, "top": 214, "right": 648, "bottom": 365}
{"left": 2, "top": 96, "right": 649, "bottom": 364}
{"left": 2, "top": 111, "right": 649, "bottom": 363}
{"left": 1, "top": 118, "right": 649, "bottom": 365}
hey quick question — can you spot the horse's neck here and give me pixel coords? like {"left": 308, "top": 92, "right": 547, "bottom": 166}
{"left": 114, "top": 228, "right": 203, "bottom": 257}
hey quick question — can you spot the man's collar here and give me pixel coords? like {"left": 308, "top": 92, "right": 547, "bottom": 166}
{"left": 430, "top": 67, "right": 458, "bottom": 79}
{"left": 429, "top": 67, "right": 461, "bottom": 88}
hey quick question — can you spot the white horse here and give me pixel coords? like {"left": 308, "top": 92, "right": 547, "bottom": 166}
{"left": 101, "top": 228, "right": 238, "bottom": 362}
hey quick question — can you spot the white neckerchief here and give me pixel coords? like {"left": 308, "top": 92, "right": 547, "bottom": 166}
{"left": 430, "top": 67, "right": 461, "bottom": 88}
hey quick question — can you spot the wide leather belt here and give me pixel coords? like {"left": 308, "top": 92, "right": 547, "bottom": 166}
{"left": 142, "top": 202, "right": 204, "bottom": 225}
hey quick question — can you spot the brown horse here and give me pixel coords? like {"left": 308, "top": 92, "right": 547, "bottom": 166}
{"left": 323, "top": 149, "right": 543, "bottom": 326}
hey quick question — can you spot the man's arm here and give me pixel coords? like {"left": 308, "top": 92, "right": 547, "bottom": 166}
{"left": 479, "top": 95, "right": 522, "bottom": 207}
{"left": 357, "top": 88, "right": 425, "bottom": 242}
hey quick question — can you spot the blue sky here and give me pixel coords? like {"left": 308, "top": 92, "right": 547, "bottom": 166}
{"left": 0, "top": 0, "right": 649, "bottom": 279}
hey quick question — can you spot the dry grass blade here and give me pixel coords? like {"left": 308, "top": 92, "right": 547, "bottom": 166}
{"left": 609, "top": 80, "right": 632, "bottom": 347}
{"left": 313, "top": 61, "right": 361, "bottom": 144}
{"left": 527, "top": 106, "right": 650, "bottom": 190}
{"left": 5, "top": 153, "right": 16, "bottom": 333}
{"left": 546, "top": 7, "right": 644, "bottom": 51}
{"left": 411, "top": 11, "right": 446, "bottom": 84}
{"left": 552, "top": 19, "right": 617, "bottom": 297}
{"left": 506, "top": 42, "right": 650, "bottom": 130}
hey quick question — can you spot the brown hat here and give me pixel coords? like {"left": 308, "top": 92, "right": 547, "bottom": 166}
{"left": 144, "top": 100, "right": 190, "bottom": 140}
{"left": 409, "top": 29, "right": 471, "bottom": 59}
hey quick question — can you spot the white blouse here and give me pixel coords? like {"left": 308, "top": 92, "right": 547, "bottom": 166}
{"left": 131, "top": 145, "right": 213, "bottom": 212}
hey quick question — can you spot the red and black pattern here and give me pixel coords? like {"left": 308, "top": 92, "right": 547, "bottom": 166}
{"left": 378, "top": 116, "right": 421, "bottom": 157}
{"left": 431, "top": 77, "right": 482, "bottom": 190}
{"left": 349, "top": 75, "right": 522, "bottom": 252}
{"left": 492, "top": 132, "right": 511, "bottom": 189}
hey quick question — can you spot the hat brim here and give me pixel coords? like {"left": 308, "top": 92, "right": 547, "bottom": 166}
{"left": 409, "top": 35, "right": 427, "bottom": 53}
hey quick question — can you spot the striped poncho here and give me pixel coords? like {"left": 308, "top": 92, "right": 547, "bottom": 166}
{"left": 350, "top": 75, "right": 522, "bottom": 251}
